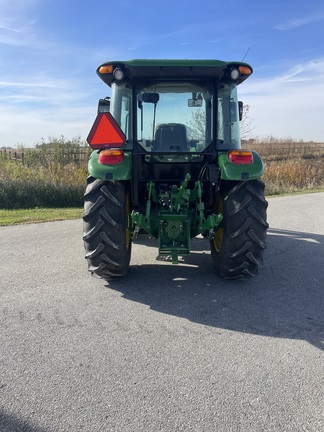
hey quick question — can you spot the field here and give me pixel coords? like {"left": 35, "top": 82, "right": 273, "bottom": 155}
{"left": 0, "top": 138, "right": 324, "bottom": 212}
{"left": 0, "top": 139, "right": 88, "bottom": 209}
{"left": 242, "top": 138, "right": 324, "bottom": 195}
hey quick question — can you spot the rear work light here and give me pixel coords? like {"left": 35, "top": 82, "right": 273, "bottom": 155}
{"left": 98, "top": 149, "right": 124, "bottom": 165}
{"left": 87, "top": 112, "right": 126, "bottom": 149}
{"left": 113, "top": 68, "right": 124, "bottom": 81}
{"left": 230, "top": 69, "right": 240, "bottom": 80}
{"left": 228, "top": 150, "right": 253, "bottom": 164}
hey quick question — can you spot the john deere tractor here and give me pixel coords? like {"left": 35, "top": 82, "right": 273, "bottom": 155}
{"left": 83, "top": 59, "right": 268, "bottom": 280}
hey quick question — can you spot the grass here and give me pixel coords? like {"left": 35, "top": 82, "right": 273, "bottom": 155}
{"left": 2, "top": 187, "right": 324, "bottom": 226}
{"left": 263, "top": 158, "right": 324, "bottom": 195}
{"left": 0, "top": 144, "right": 87, "bottom": 209}
{"left": 0, "top": 208, "right": 83, "bottom": 226}
{"left": 1, "top": 137, "right": 324, "bottom": 226}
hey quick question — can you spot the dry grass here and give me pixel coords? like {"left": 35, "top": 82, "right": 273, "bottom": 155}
{"left": 263, "top": 159, "right": 324, "bottom": 195}
{"left": 1, "top": 138, "right": 324, "bottom": 209}
{"left": 243, "top": 137, "right": 324, "bottom": 159}
{"left": 242, "top": 138, "right": 324, "bottom": 195}
{"left": 0, "top": 143, "right": 88, "bottom": 209}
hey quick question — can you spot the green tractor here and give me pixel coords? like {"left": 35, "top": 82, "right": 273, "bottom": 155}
{"left": 83, "top": 59, "right": 268, "bottom": 280}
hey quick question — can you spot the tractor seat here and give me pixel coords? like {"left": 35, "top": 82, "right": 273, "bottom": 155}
{"left": 154, "top": 123, "right": 188, "bottom": 151}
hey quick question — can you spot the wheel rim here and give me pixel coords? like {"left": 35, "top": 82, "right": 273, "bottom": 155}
{"left": 213, "top": 193, "right": 223, "bottom": 253}
{"left": 213, "top": 227, "right": 223, "bottom": 252}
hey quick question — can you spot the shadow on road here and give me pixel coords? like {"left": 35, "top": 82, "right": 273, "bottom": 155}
{"left": 106, "top": 229, "right": 324, "bottom": 350}
{"left": 0, "top": 409, "right": 46, "bottom": 432}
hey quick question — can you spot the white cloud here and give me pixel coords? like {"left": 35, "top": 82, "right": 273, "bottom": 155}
{"left": 275, "top": 12, "right": 324, "bottom": 30}
{"left": 0, "top": 103, "right": 95, "bottom": 147}
{"left": 0, "top": 0, "right": 48, "bottom": 50}
{"left": 239, "top": 59, "right": 324, "bottom": 140}
{"left": 0, "top": 71, "right": 101, "bottom": 147}
{"left": 0, "top": 3, "right": 106, "bottom": 147}
{"left": 0, "top": 24, "right": 24, "bottom": 33}
{"left": 0, "top": 80, "right": 60, "bottom": 89}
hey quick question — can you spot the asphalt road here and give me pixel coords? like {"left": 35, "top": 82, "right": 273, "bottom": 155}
{"left": 0, "top": 193, "right": 323, "bottom": 432}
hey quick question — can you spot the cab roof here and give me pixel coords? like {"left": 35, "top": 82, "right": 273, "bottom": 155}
{"left": 96, "top": 59, "right": 253, "bottom": 87}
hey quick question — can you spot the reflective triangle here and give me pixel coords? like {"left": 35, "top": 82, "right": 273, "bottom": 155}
{"left": 87, "top": 113, "right": 126, "bottom": 148}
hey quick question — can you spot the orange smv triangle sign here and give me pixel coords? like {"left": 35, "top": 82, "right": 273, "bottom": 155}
{"left": 87, "top": 112, "right": 126, "bottom": 149}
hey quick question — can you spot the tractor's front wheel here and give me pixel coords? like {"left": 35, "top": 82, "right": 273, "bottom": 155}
{"left": 210, "top": 180, "right": 268, "bottom": 280}
{"left": 83, "top": 177, "right": 132, "bottom": 280}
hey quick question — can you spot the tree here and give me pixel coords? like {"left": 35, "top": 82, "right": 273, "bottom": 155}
{"left": 188, "top": 111, "right": 205, "bottom": 139}
{"left": 189, "top": 103, "right": 254, "bottom": 140}
{"left": 240, "top": 104, "right": 254, "bottom": 139}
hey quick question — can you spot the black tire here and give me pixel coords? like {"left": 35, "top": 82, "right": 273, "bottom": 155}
{"left": 210, "top": 180, "right": 268, "bottom": 280}
{"left": 83, "top": 177, "right": 132, "bottom": 279}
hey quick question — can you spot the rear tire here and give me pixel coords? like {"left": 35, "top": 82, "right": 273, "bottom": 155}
{"left": 210, "top": 180, "right": 268, "bottom": 280}
{"left": 83, "top": 177, "right": 132, "bottom": 280}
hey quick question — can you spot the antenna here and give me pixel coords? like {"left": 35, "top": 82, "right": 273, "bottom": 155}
{"left": 242, "top": 47, "right": 251, "bottom": 62}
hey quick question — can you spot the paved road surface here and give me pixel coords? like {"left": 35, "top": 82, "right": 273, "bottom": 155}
{"left": 0, "top": 193, "right": 323, "bottom": 431}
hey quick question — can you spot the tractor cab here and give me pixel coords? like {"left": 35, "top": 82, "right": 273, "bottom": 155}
{"left": 94, "top": 60, "right": 252, "bottom": 156}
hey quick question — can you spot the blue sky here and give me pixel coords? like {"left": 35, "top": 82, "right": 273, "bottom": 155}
{"left": 1, "top": 0, "right": 324, "bottom": 147}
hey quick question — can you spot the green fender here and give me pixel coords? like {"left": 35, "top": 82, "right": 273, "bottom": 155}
{"left": 88, "top": 150, "right": 132, "bottom": 180}
{"left": 218, "top": 150, "right": 264, "bottom": 180}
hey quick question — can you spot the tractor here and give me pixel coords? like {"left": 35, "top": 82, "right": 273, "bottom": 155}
{"left": 83, "top": 59, "right": 268, "bottom": 280}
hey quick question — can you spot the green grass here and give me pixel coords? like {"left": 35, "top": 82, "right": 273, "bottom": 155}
{"left": 0, "top": 208, "right": 83, "bottom": 226}
{"left": 2, "top": 188, "right": 324, "bottom": 226}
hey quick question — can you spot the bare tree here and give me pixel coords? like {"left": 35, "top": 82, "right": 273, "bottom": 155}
{"left": 240, "top": 104, "right": 254, "bottom": 139}
{"left": 189, "top": 104, "right": 254, "bottom": 140}
{"left": 188, "top": 111, "right": 205, "bottom": 139}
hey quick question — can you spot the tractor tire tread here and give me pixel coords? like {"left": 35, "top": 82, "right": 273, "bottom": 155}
{"left": 211, "top": 180, "right": 268, "bottom": 280}
{"left": 83, "top": 178, "right": 131, "bottom": 279}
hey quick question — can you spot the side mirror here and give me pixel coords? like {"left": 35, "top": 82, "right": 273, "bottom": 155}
{"left": 238, "top": 101, "right": 243, "bottom": 121}
{"left": 98, "top": 97, "right": 111, "bottom": 113}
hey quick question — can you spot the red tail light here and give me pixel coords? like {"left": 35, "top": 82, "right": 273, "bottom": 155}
{"left": 87, "top": 112, "right": 126, "bottom": 149}
{"left": 228, "top": 150, "right": 253, "bottom": 164}
{"left": 98, "top": 149, "right": 124, "bottom": 165}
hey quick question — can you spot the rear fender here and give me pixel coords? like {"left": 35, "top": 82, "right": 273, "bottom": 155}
{"left": 218, "top": 150, "right": 264, "bottom": 180}
{"left": 88, "top": 150, "right": 132, "bottom": 180}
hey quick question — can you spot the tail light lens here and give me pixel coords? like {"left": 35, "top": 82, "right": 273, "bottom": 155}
{"left": 228, "top": 150, "right": 253, "bottom": 164}
{"left": 98, "top": 150, "right": 124, "bottom": 165}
